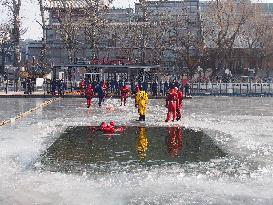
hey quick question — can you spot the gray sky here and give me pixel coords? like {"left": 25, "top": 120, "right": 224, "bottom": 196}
{"left": 1, "top": 0, "right": 273, "bottom": 40}
{"left": 23, "top": 0, "right": 138, "bottom": 40}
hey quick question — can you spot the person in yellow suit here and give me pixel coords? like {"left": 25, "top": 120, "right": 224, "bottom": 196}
{"left": 135, "top": 87, "right": 148, "bottom": 121}
{"left": 136, "top": 127, "right": 148, "bottom": 160}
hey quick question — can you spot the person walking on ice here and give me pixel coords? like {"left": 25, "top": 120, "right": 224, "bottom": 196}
{"left": 85, "top": 84, "right": 94, "bottom": 108}
{"left": 165, "top": 87, "right": 178, "bottom": 122}
{"left": 176, "top": 87, "right": 183, "bottom": 121}
{"left": 120, "top": 84, "right": 130, "bottom": 106}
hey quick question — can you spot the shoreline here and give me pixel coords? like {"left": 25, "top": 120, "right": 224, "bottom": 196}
{"left": 0, "top": 93, "right": 271, "bottom": 98}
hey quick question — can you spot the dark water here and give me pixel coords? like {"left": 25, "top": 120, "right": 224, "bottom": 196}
{"left": 40, "top": 126, "right": 226, "bottom": 174}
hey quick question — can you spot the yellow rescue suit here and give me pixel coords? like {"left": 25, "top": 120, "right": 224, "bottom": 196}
{"left": 135, "top": 90, "right": 148, "bottom": 121}
{"left": 137, "top": 127, "right": 148, "bottom": 159}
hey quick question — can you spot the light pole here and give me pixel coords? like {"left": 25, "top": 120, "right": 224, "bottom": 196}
{"left": 197, "top": 65, "right": 203, "bottom": 91}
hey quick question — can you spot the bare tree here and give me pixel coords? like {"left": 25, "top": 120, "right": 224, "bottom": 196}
{"left": 2, "top": 0, "right": 21, "bottom": 67}
{"left": 81, "top": 0, "right": 112, "bottom": 60}
{"left": 37, "top": 0, "right": 48, "bottom": 68}
{"left": 202, "top": 0, "right": 254, "bottom": 75}
{"left": 54, "top": 0, "right": 82, "bottom": 63}
{"left": 0, "top": 24, "right": 11, "bottom": 74}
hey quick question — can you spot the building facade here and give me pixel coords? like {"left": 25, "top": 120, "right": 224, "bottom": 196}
{"left": 25, "top": 0, "right": 201, "bottom": 79}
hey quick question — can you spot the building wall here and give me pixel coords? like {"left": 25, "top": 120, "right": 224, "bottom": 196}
{"left": 27, "top": 0, "right": 202, "bottom": 71}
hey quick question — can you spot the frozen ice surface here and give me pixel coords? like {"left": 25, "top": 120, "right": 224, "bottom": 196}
{"left": 0, "top": 98, "right": 49, "bottom": 121}
{"left": 0, "top": 96, "right": 273, "bottom": 204}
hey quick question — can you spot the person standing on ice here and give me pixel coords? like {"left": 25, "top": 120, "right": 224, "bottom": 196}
{"left": 101, "top": 81, "right": 108, "bottom": 95}
{"left": 120, "top": 83, "right": 130, "bottom": 106}
{"left": 176, "top": 87, "right": 183, "bottom": 121}
{"left": 165, "top": 88, "right": 178, "bottom": 122}
{"left": 85, "top": 84, "right": 94, "bottom": 108}
{"left": 135, "top": 87, "right": 148, "bottom": 121}
{"left": 79, "top": 78, "right": 85, "bottom": 96}
{"left": 96, "top": 82, "right": 106, "bottom": 107}
{"left": 134, "top": 84, "right": 140, "bottom": 107}
{"left": 58, "top": 79, "right": 65, "bottom": 97}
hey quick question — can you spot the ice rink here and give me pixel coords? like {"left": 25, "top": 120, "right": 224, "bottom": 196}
{"left": 0, "top": 96, "right": 273, "bottom": 204}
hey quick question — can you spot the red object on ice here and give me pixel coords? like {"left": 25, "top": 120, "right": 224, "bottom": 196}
{"left": 116, "top": 127, "right": 124, "bottom": 133}
{"left": 110, "top": 121, "right": 115, "bottom": 127}
{"left": 99, "top": 121, "right": 124, "bottom": 134}
{"left": 102, "top": 125, "right": 115, "bottom": 134}
{"left": 100, "top": 122, "right": 107, "bottom": 129}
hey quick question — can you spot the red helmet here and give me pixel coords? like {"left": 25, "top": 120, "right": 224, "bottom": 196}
{"left": 109, "top": 121, "right": 115, "bottom": 127}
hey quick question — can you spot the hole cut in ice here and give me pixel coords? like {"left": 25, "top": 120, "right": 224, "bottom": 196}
{"left": 40, "top": 126, "right": 226, "bottom": 174}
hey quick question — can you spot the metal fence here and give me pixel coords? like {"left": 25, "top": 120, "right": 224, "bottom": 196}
{"left": 3, "top": 81, "right": 273, "bottom": 97}
{"left": 190, "top": 82, "right": 273, "bottom": 96}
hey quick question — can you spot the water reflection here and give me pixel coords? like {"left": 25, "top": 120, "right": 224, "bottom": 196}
{"left": 40, "top": 126, "right": 226, "bottom": 174}
{"left": 136, "top": 127, "right": 148, "bottom": 160}
{"left": 166, "top": 126, "right": 183, "bottom": 157}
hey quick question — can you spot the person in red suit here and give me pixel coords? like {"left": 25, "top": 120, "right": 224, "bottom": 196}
{"left": 120, "top": 84, "right": 130, "bottom": 106}
{"left": 85, "top": 84, "right": 94, "bottom": 108}
{"left": 176, "top": 87, "right": 183, "bottom": 121}
{"left": 102, "top": 81, "right": 107, "bottom": 93}
{"left": 99, "top": 121, "right": 124, "bottom": 134}
{"left": 165, "top": 88, "right": 178, "bottom": 122}
{"left": 135, "top": 84, "right": 140, "bottom": 93}
{"left": 80, "top": 79, "right": 85, "bottom": 96}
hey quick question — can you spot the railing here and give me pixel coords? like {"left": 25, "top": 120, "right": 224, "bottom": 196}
{"left": 190, "top": 82, "right": 273, "bottom": 96}
{"left": 2, "top": 81, "right": 273, "bottom": 97}
{"left": 0, "top": 82, "right": 23, "bottom": 93}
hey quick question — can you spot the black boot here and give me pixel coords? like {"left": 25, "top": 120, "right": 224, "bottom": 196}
{"left": 143, "top": 115, "right": 145, "bottom": 121}
{"left": 139, "top": 115, "right": 142, "bottom": 121}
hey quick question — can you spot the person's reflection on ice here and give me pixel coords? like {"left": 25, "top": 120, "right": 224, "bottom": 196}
{"left": 167, "top": 126, "right": 183, "bottom": 157}
{"left": 136, "top": 127, "right": 148, "bottom": 160}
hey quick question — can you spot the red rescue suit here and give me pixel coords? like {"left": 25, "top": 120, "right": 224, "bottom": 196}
{"left": 102, "top": 82, "right": 107, "bottom": 93}
{"left": 85, "top": 84, "right": 94, "bottom": 108}
{"left": 165, "top": 89, "right": 178, "bottom": 122}
{"left": 120, "top": 85, "right": 129, "bottom": 106}
{"left": 80, "top": 80, "right": 85, "bottom": 95}
{"left": 176, "top": 89, "right": 183, "bottom": 120}
{"left": 100, "top": 121, "right": 124, "bottom": 134}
